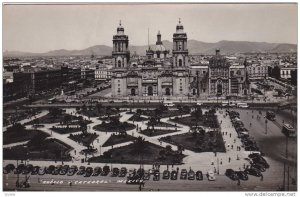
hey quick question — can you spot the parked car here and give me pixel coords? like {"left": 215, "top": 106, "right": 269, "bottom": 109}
{"left": 38, "top": 167, "right": 46, "bottom": 175}
{"left": 236, "top": 171, "right": 248, "bottom": 181}
{"left": 244, "top": 168, "right": 262, "bottom": 177}
{"left": 162, "top": 170, "right": 170, "bottom": 179}
{"left": 22, "top": 164, "right": 33, "bottom": 175}
{"left": 60, "top": 165, "right": 69, "bottom": 175}
{"left": 3, "top": 164, "right": 15, "bottom": 174}
{"left": 84, "top": 167, "right": 93, "bottom": 177}
{"left": 137, "top": 168, "right": 145, "bottom": 178}
{"left": 119, "top": 167, "right": 127, "bottom": 177}
{"left": 77, "top": 166, "right": 86, "bottom": 175}
{"left": 207, "top": 170, "right": 216, "bottom": 181}
{"left": 14, "top": 164, "right": 25, "bottom": 174}
{"left": 252, "top": 157, "right": 269, "bottom": 169}
{"left": 52, "top": 165, "right": 62, "bottom": 175}
{"left": 101, "top": 166, "right": 110, "bottom": 176}
{"left": 127, "top": 168, "right": 136, "bottom": 178}
{"left": 67, "top": 165, "right": 78, "bottom": 176}
{"left": 111, "top": 168, "right": 120, "bottom": 177}
{"left": 188, "top": 170, "right": 195, "bottom": 180}
{"left": 92, "top": 167, "right": 102, "bottom": 176}
{"left": 196, "top": 171, "right": 203, "bottom": 181}
{"left": 153, "top": 170, "right": 160, "bottom": 181}
{"left": 180, "top": 169, "right": 187, "bottom": 180}
{"left": 251, "top": 164, "right": 266, "bottom": 172}
{"left": 225, "top": 169, "right": 239, "bottom": 180}
{"left": 31, "top": 166, "right": 40, "bottom": 175}
{"left": 171, "top": 170, "right": 178, "bottom": 180}
{"left": 46, "top": 165, "right": 55, "bottom": 174}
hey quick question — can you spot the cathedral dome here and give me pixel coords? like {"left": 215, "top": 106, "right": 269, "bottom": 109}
{"left": 154, "top": 44, "right": 166, "bottom": 52}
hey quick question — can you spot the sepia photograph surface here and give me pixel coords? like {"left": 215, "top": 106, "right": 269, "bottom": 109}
{"left": 2, "top": 3, "right": 298, "bottom": 192}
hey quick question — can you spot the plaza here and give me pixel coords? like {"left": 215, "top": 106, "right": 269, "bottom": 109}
{"left": 2, "top": 101, "right": 297, "bottom": 191}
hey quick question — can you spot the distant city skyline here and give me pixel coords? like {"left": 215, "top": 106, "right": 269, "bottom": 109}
{"left": 3, "top": 3, "right": 297, "bottom": 53}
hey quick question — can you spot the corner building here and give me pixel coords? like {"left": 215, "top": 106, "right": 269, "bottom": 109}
{"left": 111, "top": 20, "right": 250, "bottom": 98}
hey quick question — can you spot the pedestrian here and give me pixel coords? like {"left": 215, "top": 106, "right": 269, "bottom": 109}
{"left": 38, "top": 178, "right": 40, "bottom": 183}
{"left": 229, "top": 133, "right": 231, "bottom": 137}
{"left": 231, "top": 145, "right": 233, "bottom": 149}
{"left": 177, "top": 167, "right": 179, "bottom": 172}
{"left": 237, "top": 179, "right": 241, "bottom": 186}
{"left": 69, "top": 182, "right": 72, "bottom": 187}
{"left": 234, "top": 139, "right": 236, "bottom": 143}
{"left": 243, "top": 163, "right": 246, "bottom": 169}
{"left": 220, "top": 159, "right": 223, "bottom": 165}
{"left": 228, "top": 157, "right": 231, "bottom": 163}
{"left": 261, "top": 175, "right": 264, "bottom": 181}
{"left": 225, "top": 132, "right": 227, "bottom": 135}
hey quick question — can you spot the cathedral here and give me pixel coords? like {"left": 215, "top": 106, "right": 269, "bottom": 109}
{"left": 111, "top": 20, "right": 250, "bottom": 98}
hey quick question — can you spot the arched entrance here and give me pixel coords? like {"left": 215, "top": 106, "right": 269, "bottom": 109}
{"left": 166, "top": 88, "right": 171, "bottom": 96}
{"left": 148, "top": 86, "right": 153, "bottom": 96}
{"left": 131, "top": 88, "right": 136, "bottom": 96}
{"left": 217, "top": 84, "right": 223, "bottom": 95}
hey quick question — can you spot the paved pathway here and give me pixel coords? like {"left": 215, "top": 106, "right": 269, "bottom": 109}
{"left": 4, "top": 108, "right": 252, "bottom": 174}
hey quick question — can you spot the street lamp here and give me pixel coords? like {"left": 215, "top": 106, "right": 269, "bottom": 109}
{"left": 265, "top": 119, "right": 268, "bottom": 135}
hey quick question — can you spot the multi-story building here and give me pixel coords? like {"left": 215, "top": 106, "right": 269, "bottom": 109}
{"left": 81, "top": 68, "right": 95, "bottom": 80}
{"left": 280, "top": 65, "right": 297, "bottom": 79}
{"left": 95, "top": 67, "right": 111, "bottom": 81}
{"left": 246, "top": 63, "right": 268, "bottom": 80}
{"left": 111, "top": 20, "right": 250, "bottom": 98}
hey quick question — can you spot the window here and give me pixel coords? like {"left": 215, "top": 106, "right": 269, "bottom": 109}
{"left": 118, "top": 60, "right": 121, "bottom": 68}
{"left": 179, "top": 59, "right": 183, "bottom": 67}
{"left": 203, "top": 71, "right": 206, "bottom": 74}
{"left": 236, "top": 70, "right": 241, "bottom": 75}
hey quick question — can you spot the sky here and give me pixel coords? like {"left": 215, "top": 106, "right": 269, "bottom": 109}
{"left": 3, "top": 3, "right": 298, "bottom": 53}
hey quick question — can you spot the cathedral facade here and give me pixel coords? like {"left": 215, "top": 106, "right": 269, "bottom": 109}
{"left": 111, "top": 20, "right": 250, "bottom": 98}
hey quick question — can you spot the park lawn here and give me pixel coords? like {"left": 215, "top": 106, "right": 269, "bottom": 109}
{"left": 102, "top": 134, "right": 137, "bottom": 147}
{"left": 140, "top": 128, "right": 179, "bottom": 137}
{"left": 161, "top": 131, "right": 226, "bottom": 153}
{"left": 88, "top": 141, "right": 185, "bottom": 165}
{"left": 80, "top": 108, "right": 120, "bottom": 118}
{"left": 25, "top": 113, "right": 91, "bottom": 125}
{"left": 68, "top": 133, "right": 99, "bottom": 146}
{"left": 50, "top": 127, "right": 81, "bottom": 134}
{"left": 93, "top": 122, "right": 135, "bottom": 133}
{"left": 128, "top": 114, "right": 148, "bottom": 122}
{"left": 3, "top": 138, "right": 73, "bottom": 161}
{"left": 146, "top": 121, "right": 179, "bottom": 128}
{"left": 3, "top": 130, "right": 50, "bottom": 145}
{"left": 141, "top": 109, "right": 189, "bottom": 118}
{"left": 170, "top": 115, "right": 219, "bottom": 128}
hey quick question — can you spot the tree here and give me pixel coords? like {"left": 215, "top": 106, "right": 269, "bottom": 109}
{"left": 7, "top": 123, "right": 25, "bottom": 133}
{"left": 80, "top": 120, "right": 88, "bottom": 134}
{"left": 132, "top": 136, "right": 147, "bottom": 155}
{"left": 49, "top": 107, "right": 62, "bottom": 119}
{"left": 63, "top": 115, "right": 71, "bottom": 129}
{"left": 27, "top": 133, "right": 47, "bottom": 148}
{"left": 96, "top": 103, "right": 103, "bottom": 115}
{"left": 166, "top": 145, "right": 172, "bottom": 154}
{"left": 177, "top": 104, "right": 183, "bottom": 117}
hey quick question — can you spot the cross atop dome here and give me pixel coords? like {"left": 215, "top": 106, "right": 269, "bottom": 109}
{"left": 119, "top": 20, "right": 121, "bottom": 26}
{"left": 179, "top": 18, "right": 181, "bottom": 24}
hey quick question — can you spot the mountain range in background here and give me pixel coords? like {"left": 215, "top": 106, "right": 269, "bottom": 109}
{"left": 3, "top": 40, "right": 297, "bottom": 57}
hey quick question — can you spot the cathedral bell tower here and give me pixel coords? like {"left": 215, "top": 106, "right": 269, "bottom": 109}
{"left": 112, "top": 21, "right": 130, "bottom": 68}
{"left": 172, "top": 18, "right": 189, "bottom": 68}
